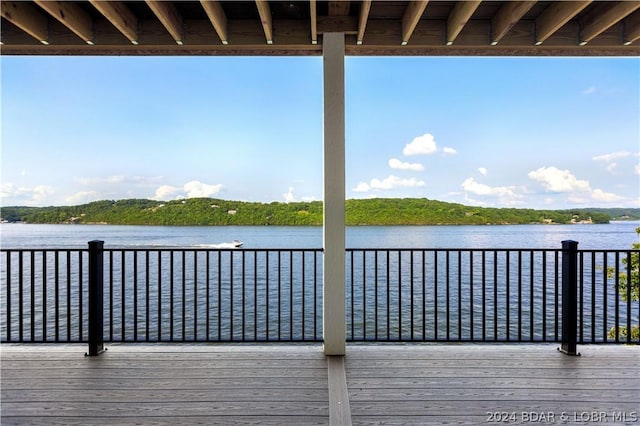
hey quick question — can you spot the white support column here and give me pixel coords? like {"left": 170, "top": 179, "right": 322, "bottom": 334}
{"left": 322, "top": 32, "right": 346, "bottom": 356}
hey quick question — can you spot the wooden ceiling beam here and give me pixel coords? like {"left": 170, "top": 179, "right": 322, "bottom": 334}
{"left": 401, "top": 1, "right": 428, "bottom": 46}
{"left": 491, "top": 1, "right": 536, "bottom": 45}
{"left": 447, "top": 0, "right": 481, "bottom": 45}
{"left": 145, "top": 0, "right": 183, "bottom": 44}
{"left": 579, "top": 1, "right": 640, "bottom": 45}
{"left": 1, "top": 1, "right": 48, "bottom": 44}
{"left": 200, "top": 0, "right": 228, "bottom": 45}
{"left": 34, "top": 0, "right": 93, "bottom": 44}
{"left": 535, "top": 1, "right": 591, "bottom": 45}
{"left": 624, "top": 10, "right": 640, "bottom": 45}
{"left": 310, "top": 0, "right": 317, "bottom": 44}
{"left": 89, "top": 1, "right": 138, "bottom": 45}
{"left": 317, "top": 16, "right": 358, "bottom": 34}
{"left": 357, "top": 0, "right": 371, "bottom": 45}
{"left": 328, "top": 1, "right": 350, "bottom": 16}
{"left": 255, "top": 0, "right": 273, "bottom": 44}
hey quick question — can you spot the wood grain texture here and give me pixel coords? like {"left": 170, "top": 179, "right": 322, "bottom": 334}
{"left": 1, "top": 343, "right": 638, "bottom": 425}
{"left": 345, "top": 344, "right": 640, "bottom": 425}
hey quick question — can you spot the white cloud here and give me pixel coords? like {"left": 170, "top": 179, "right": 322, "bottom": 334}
{"left": 592, "top": 151, "right": 632, "bottom": 163}
{"left": 528, "top": 166, "right": 590, "bottom": 193}
{"left": 183, "top": 181, "right": 223, "bottom": 198}
{"left": 478, "top": 167, "right": 488, "bottom": 176}
{"left": 581, "top": 86, "right": 596, "bottom": 95}
{"left": 153, "top": 185, "right": 181, "bottom": 200}
{"left": 589, "top": 189, "right": 626, "bottom": 203}
{"left": 528, "top": 166, "right": 634, "bottom": 206}
{"left": 593, "top": 151, "right": 639, "bottom": 175}
{"left": 635, "top": 164, "right": 640, "bottom": 175}
{"left": 461, "top": 178, "right": 519, "bottom": 199}
{"left": 283, "top": 187, "right": 295, "bottom": 203}
{"left": 370, "top": 175, "right": 425, "bottom": 190}
{"left": 443, "top": 147, "right": 457, "bottom": 155}
{"left": 353, "top": 182, "right": 371, "bottom": 192}
{"left": 354, "top": 175, "right": 425, "bottom": 193}
{"left": 403, "top": 133, "right": 437, "bottom": 156}
{"left": 152, "top": 180, "right": 223, "bottom": 201}
{"left": 77, "top": 175, "right": 162, "bottom": 185}
{"left": 0, "top": 183, "right": 56, "bottom": 205}
{"left": 388, "top": 158, "right": 424, "bottom": 171}
{"left": 568, "top": 189, "right": 625, "bottom": 204}
{"left": 65, "top": 191, "right": 101, "bottom": 205}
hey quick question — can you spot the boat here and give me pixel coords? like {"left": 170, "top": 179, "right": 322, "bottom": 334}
{"left": 233, "top": 240, "right": 243, "bottom": 248}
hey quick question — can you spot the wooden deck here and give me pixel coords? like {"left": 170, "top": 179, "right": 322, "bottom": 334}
{"left": 1, "top": 343, "right": 638, "bottom": 425}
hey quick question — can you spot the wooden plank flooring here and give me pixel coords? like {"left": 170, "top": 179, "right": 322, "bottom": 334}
{"left": 346, "top": 344, "right": 640, "bottom": 425}
{"left": 2, "top": 343, "right": 639, "bottom": 425}
{"left": 1, "top": 344, "right": 329, "bottom": 425}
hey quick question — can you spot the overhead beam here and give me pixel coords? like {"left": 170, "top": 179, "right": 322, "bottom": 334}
{"left": 624, "top": 10, "right": 640, "bottom": 45}
{"left": 579, "top": 1, "right": 640, "bottom": 45}
{"left": 328, "top": 1, "right": 350, "bottom": 16}
{"left": 145, "top": 0, "right": 183, "bottom": 45}
{"left": 200, "top": 0, "right": 228, "bottom": 45}
{"left": 255, "top": 0, "right": 273, "bottom": 44}
{"left": 447, "top": 0, "right": 481, "bottom": 45}
{"left": 357, "top": 0, "right": 371, "bottom": 45}
{"left": 89, "top": 1, "right": 138, "bottom": 45}
{"left": 1, "top": 1, "right": 48, "bottom": 44}
{"left": 317, "top": 16, "right": 358, "bottom": 34}
{"left": 535, "top": 1, "right": 591, "bottom": 45}
{"left": 401, "top": 0, "right": 428, "bottom": 46}
{"left": 310, "top": 0, "right": 317, "bottom": 44}
{"left": 34, "top": 0, "right": 93, "bottom": 44}
{"left": 491, "top": 1, "right": 536, "bottom": 45}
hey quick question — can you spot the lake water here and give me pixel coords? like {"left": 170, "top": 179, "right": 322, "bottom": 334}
{"left": 2, "top": 222, "right": 638, "bottom": 343}
{"left": 1, "top": 221, "right": 639, "bottom": 250}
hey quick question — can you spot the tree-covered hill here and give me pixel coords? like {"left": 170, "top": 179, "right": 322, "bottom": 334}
{"left": 3, "top": 198, "right": 635, "bottom": 226}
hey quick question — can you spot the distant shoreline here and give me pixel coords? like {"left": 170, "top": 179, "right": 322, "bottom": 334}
{"left": 1, "top": 198, "right": 638, "bottom": 226}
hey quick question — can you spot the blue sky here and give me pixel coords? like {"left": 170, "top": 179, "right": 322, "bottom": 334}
{"left": 1, "top": 56, "right": 639, "bottom": 210}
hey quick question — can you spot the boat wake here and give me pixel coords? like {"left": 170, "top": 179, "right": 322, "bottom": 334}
{"left": 196, "top": 240, "right": 244, "bottom": 249}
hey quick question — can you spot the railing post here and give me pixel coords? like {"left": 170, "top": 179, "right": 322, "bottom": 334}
{"left": 86, "top": 240, "right": 105, "bottom": 356}
{"left": 559, "top": 240, "right": 580, "bottom": 356}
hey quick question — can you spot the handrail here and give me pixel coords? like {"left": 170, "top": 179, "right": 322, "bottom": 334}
{"left": 1, "top": 243, "right": 638, "bottom": 350}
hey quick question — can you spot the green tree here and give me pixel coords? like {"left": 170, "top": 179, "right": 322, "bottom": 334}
{"left": 607, "top": 226, "right": 640, "bottom": 340}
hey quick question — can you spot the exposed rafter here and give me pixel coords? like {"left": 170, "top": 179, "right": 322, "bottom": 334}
{"left": 1, "top": 1, "right": 48, "bottom": 44}
{"left": 625, "top": 10, "right": 640, "bottom": 45}
{"left": 579, "top": 1, "right": 640, "bottom": 45}
{"left": 1, "top": 1, "right": 638, "bottom": 56}
{"left": 447, "top": 1, "right": 481, "bottom": 45}
{"left": 357, "top": 0, "right": 371, "bottom": 45}
{"left": 310, "top": 0, "right": 317, "bottom": 44}
{"left": 535, "top": 1, "right": 592, "bottom": 45}
{"left": 145, "top": 0, "right": 183, "bottom": 45}
{"left": 255, "top": 0, "right": 273, "bottom": 45}
{"left": 89, "top": 1, "right": 138, "bottom": 45}
{"left": 401, "top": 1, "right": 428, "bottom": 46}
{"left": 491, "top": 1, "right": 536, "bottom": 45}
{"left": 34, "top": 0, "right": 93, "bottom": 44}
{"left": 200, "top": 0, "right": 228, "bottom": 45}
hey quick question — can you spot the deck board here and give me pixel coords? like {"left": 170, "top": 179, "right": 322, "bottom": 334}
{"left": 2, "top": 343, "right": 638, "bottom": 425}
{"left": 345, "top": 343, "right": 640, "bottom": 425}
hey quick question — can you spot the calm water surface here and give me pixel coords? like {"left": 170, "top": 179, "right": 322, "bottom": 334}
{"left": 1, "top": 222, "right": 638, "bottom": 250}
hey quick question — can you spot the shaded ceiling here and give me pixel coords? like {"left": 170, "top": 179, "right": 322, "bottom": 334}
{"left": 1, "top": 1, "right": 639, "bottom": 56}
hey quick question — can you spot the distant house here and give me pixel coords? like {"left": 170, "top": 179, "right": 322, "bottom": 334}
{"left": 228, "top": 209, "right": 237, "bottom": 215}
